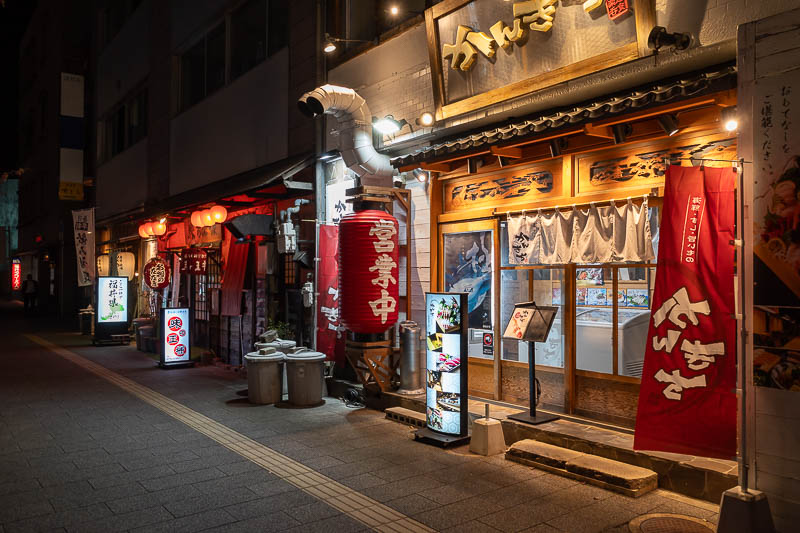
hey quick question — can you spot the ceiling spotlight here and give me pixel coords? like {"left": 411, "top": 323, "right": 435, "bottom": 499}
{"left": 412, "top": 168, "right": 428, "bottom": 182}
{"left": 647, "top": 26, "right": 692, "bottom": 53}
{"left": 721, "top": 107, "right": 738, "bottom": 132}
{"left": 612, "top": 123, "right": 632, "bottom": 145}
{"left": 373, "top": 115, "right": 409, "bottom": 135}
{"left": 549, "top": 138, "right": 567, "bottom": 158}
{"left": 390, "top": 5, "right": 399, "bottom": 15}
{"left": 657, "top": 114, "right": 680, "bottom": 136}
{"left": 416, "top": 112, "right": 435, "bottom": 127}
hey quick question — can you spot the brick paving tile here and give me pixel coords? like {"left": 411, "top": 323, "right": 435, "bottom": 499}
{"left": 223, "top": 490, "right": 318, "bottom": 521}
{"left": 2, "top": 503, "right": 112, "bottom": 533}
{"left": 281, "top": 514, "right": 370, "bottom": 533}
{"left": 283, "top": 501, "right": 341, "bottom": 523}
{"left": 203, "top": 511, "right": 301, "bottom": 533}
{"left": 478, "top": 501, "right": 569, "bottom": 533}
{"left": 163, "top": 486, "right": 260, "bottom": 517}
{"left": 130, "top": 509, "right": 238, "bottom": 533}
{"left": 66, "top": 506, "right": 174, "bottom": 533}
{"left": 544, "top": 501, "right": 639, "bottom": 533}
{"left": 442, "top": 521, "right": 503, "bottom": 533}
{"left": 105, "top": 484, "right": 201, "bottom": 514}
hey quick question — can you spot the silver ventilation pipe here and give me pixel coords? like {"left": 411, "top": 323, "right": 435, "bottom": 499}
{"left": 298, "top": 84, "right": 394, "bottom": 186}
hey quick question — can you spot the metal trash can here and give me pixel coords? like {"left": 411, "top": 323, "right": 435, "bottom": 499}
{"left": 244, "top": 350, "right": 286, "bottom": 405}
{"left": 132, "top": 318, "right": 151, "bottom": 350}
{"left": 398, "top": 320, "right": 424, "bottom": 394}
{"left": 285, "top": 350, "right": 326, "bottom": 407}
{"left": 139, "top": 326, "right": 155, "bottom": 353}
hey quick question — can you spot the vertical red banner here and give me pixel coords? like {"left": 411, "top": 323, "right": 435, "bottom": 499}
{"left": 634, "top": 165, "right": 737, "bottom": 459}
{"left": 317, "top": 225, "right": 345, "bottom": 364}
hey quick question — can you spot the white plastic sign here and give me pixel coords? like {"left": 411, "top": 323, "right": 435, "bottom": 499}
{"left": 162, "top": 308, "right": 190, "bottom": 364}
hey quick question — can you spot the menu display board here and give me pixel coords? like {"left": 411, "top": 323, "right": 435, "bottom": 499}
{"left": 161, "top": 308, "right": 191, "bottom": 366}
{"left": 503, "top": 302, "right": 558, "bottom": 343}
{"left": 97, "top": 277, "right": 128, "bottom": 323}
{"left": 425, "top": 293, "right": 468, "bottom": 437}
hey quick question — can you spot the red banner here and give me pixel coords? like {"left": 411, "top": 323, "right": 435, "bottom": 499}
{"left": 317, "top": 225, "right": 345, "bottom": 364}
{"left": 634, "top": 165, "right": 737, "bottom": 459}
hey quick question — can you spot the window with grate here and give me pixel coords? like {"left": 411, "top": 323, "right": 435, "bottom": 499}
{"left": 284, "top": 254, "right": 296, "bottom": 286}
{"left": 194, "top": 251, "right": 221, "bottom": 321}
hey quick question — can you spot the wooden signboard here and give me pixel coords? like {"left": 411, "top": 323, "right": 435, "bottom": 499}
{"left": 426, "top": 0, "right": 655, "bottom": 120}
{"left": 575, "top": 131, "right": 738, "bottom": 197}
{"left": 443, "top": 158, "right": 562, "bottom": 212}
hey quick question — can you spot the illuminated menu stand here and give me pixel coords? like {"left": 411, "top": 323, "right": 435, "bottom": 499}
{"left": 503, "top": 301, "right": 560, "bottom": 425}
{"left": 158, "top": 307, "right": 193, "bottom": 369}
{"left": 415, "top": 292, "right": 470, "bottom": 448}
{"left": 93, "top": 276, "right": 129, "bottom": 345}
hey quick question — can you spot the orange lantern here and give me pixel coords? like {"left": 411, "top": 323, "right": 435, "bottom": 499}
{"left": 190, "top": 211, "right": 203, "bottom": 227}
{"left": 210, "top": 205, "right": 227, "bottom": 223}
{"left": 202, "top": 210, "right": 214, "bottom": 227}
{"left": 138, "top": 224, "right": 149, "bottom": 239}
{"left": 145, "top": 222, "right": 155, "bottom": 236}
{"left": 153, "top": 220, "right": 167, "bottom": 236}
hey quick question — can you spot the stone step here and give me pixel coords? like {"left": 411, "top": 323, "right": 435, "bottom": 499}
{"left": 385, "top": 406, "right": 426, "bottom": 428}
{"left": 507, "top": 439, "right": 658, "bottom": 498}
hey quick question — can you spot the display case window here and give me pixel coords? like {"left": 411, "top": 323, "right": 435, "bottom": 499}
{"left": 501, "top": 268, "right": 565, "bottom": 368}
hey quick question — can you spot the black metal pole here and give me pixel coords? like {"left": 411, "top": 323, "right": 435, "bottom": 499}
{"left": 528, "top": 341, "right": 536, "bottom": 417}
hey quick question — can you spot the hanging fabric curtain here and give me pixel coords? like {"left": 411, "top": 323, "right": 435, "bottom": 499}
{"left": 220, "top": 242, "right": 250, "bottom": 316}
{"left": 507, "top": 197, "right": 655, "bottom": 265}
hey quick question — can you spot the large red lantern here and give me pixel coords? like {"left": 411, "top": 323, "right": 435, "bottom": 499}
{"left": 143, "top": 257, "right": 171, "bottom": 290}
{"left": 338, "top": 210, "right": 399, "bottom": 333}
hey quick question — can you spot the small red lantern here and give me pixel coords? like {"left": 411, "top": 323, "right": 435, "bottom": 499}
{"left": 143, "top": 257, "right": 171, "bottom": 290}
{"left": 138, "top": 224, "right": 149, "bottom": 239}
{"left": 338, "top": 210, "right": 399, "bottom": 333}
{"left": 202, "top": 210, "right": 214, "bottom": 227}
{"left": 153, "top": 220, "right": 167, "bottom": 236}
{"left": 144, "top": 222, "right": 155, "bottom": 236}
{"left": 190, "top": 211, "right": 203, "bottom": 227}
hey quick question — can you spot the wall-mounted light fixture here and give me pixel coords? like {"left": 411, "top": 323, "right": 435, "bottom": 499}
{"left": 373, "top": 115, "right": 409, "bottom": 135}
{"left": 647, "top": 26, "right": 692, "bottom": 53}
{"left": 612, "top": 124, "right": 632, "bottom": 145}
{"left": 387, "top": 5, "right": 423, "bottom": 16}
{"left": 657, "top": 114, "right": 680, "bottom": 136}
{"left": 721, "top": 107, "right": 738, "bottom": 132}
{"left": 322, "top": 33, "right": 372, "bottom": 54}
{"left": 416, "top": 112, "right": 435, "bottom": 127}
{"left": 412, "top": 168, "right": 428, "bottom": 182}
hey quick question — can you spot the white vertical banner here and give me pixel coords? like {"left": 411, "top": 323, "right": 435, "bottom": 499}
{"left": 72, "top": 208, "right": 95, "bottom": 287}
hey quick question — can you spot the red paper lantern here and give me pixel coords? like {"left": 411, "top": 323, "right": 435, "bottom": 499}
{"left": 144, "top": 222, "right": 155, "bottom": 236}
{"left": 210, "top": 205, "right": 227, "bottom": 223}
{"left": 153, "top": 221, "right": 167, "bottom": 236}
{"left": 338, "top": 210, "right": 399, "bottom": 333}
{"left": 190, "top": 211, "right": 203, "bottom": 227}
{"left": 202, "top": 210, "right": 214, "bottom": 227}
{"left": 138, "top": 224, "right": 149, "bottom": 239}
{"left": 143, "top": 257, "right": 171, "bottom": 290}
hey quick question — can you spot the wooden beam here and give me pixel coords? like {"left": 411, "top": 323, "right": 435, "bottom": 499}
{"left": 583, "top": 124, "right": 614, "bottom": 139}
{"left": 490, "top": 145, "right": 523, "bottom": 158}
{"left": 420, "top": 161, "right": 455, "bottom": 173}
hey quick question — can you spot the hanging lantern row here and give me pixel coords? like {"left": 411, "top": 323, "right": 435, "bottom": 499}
{"left": 190, "top": 205, "right": 227, "bottom": 227}
{"left": 138, "top": 219, "right": 167, "bottom": 239}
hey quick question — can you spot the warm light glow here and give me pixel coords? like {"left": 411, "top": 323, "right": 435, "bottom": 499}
{"left": 210, "top": 205, "right": 228, "bottom": 223}
{"left": 418, "top": 112, "right": 434, "bottom": 126}
{"left": 323, "top": 41, "right": 337, "bottom": 53}
{"left": 159, "top": 217, "right": 166, "bottom": 224}
{"left": 390, "top": 5, "right": 399, "bottom": 15}
{"left": 145, "top": 222, "right": 155, "bottom": 236}
{"left": 138, "top": 224, "right": 150, "bottom": 239}
{"left": 202, "top": 210, "right": 214, "bottom": 227}
{"left": 153, "top": 221, "right": 167, "bottom": 236}
{"left": 721, "top": 107, "right": 738, "bottom": 132}
{"left": 725, "top": 118, "right": 739, "bottom": 132}
{"left": 373, "top": 115, "right": 402, "bottom": 134}
{"left": 190, "top": 211, "right": 203, "bottom": 227}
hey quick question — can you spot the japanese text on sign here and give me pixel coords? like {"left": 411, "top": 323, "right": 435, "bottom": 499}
{"left": 367, "top": 219, "right": 398, "bottom": 324}
{"left": 681, "top": 196, "right": 705, "bottom": 264}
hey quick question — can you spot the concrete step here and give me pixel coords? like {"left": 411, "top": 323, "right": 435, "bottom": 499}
{"left": 385, "top": 406, "right": 426, "bottom": 428}
{"left": 507, "top": 439, "right": 658, "bottom": 498}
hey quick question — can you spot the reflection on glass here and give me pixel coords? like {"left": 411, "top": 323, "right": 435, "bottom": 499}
{"left": 501, "top": 269, "right": 564, "bottom": 367}
{"left": 617, "top": 267, "right": 655, "bottom": 377}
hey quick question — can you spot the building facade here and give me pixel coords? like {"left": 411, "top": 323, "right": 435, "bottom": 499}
{"left": 321, "top": 1, "right": 800, "bottom": 529}
{"left": 16, "top": 0, "right": 94, "bottom": 317}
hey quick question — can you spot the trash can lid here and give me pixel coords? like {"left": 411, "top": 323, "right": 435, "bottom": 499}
{"left": 255, "top": 339, "right": 296, "bottom": 351}
{"left": 245, "top": 351, "right": 286, "bottom": 362}
{"left": 259, "top": 329, "right": 278, "bottom": 342}
{"left": 286, "top": 350, "right": 326, "bottom": 362}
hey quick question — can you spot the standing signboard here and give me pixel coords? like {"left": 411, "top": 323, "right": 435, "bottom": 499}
{"left": 502, "top": 301, "right": 560, "bottom": 425}
{"left": 415, "top": 292, "right": 469, "bottom": 446}
{"left": 160, "top": 307, "right": 191, "bottom": 367}
{"left": 95, "top": 276, "right": 128, "bottom": 342}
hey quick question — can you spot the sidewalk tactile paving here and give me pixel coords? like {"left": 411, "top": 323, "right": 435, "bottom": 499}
{"left": 25, "top": 334, "right": 435, "bottom": 533}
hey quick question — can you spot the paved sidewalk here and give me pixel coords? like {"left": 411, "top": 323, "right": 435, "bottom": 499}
{"left": 0, "top": 321, "right": 721, "bottom": 532}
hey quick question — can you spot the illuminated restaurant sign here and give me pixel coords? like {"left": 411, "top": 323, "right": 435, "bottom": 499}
{"left": 424, "top": 293, "right": 468, "bottom": 437}
{"left": 11, "top": 259, "right": 21, "bottom": 291}
{"left": 161, "top": 307, "right": 191, "bottom": 366}
{"left": 97, "top": 277, "right": 128, "bottom": 323}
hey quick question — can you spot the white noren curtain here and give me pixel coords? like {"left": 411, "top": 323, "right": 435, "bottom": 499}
{"left": 507, "top": 198, "right": 655, "bottom": 265}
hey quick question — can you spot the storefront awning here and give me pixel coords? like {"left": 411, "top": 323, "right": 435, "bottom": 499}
{"left": 391, "top": 65, "right": 736, "bottom": 170}
{"left": 97, "top": 153, "right": 315, "bottom": 226}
